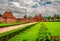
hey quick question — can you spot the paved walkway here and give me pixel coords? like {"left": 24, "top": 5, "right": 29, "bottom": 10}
{"left": 0, "top": 22, "right": 36, "bottom": 34}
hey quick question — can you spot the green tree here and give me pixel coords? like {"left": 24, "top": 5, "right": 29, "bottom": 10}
{"left": 54, "top": 14, "right": 57, "bottom": 18}
{"left": 0, "top": 14, "right": 3, "bottom": 17}
{"left": 56, "top": 14, "right": 60, "bottom": 19}
{"left": 28, "top": 16, "right": 33, "bottom": 18}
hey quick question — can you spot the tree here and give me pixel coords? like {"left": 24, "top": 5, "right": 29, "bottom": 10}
{"left": 54, "top": 14, "right": 57, "bottom": 18}
{"left": 0, "top": 14, "right": 3, "bottom": 17}
{"left": 28, "top": 16, "right": 33, "bottom": 18}
{"left": 54, "top": 14, "right": 60, "bottom": 19}
{"left": 56, "top": 14, "right": 60, "bottom": 19}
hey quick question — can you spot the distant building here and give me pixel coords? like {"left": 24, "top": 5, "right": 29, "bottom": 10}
{"left": 28, "top": 18, "right": 36, "bottom": 22}
{"left": 0, "top": 14, "right": 4, "bottom": 23}
{"left": 23, "top": 15, "right": 27, "bottom": 19}
{"left": 34, "top": 14, "right": 43, "bottom": 22}
{"left": 17, "top": 14, "right": 44, "bottom": 22}
{"left": 0, "top": 11, "right": 44, "bottom": 23}
{"left": 3, "top": 11, "right": 16, "bottom": 23}
{"left": 0, "top": 11, "right": 16, "bottom": 23}
{"left": 0, "top": 17, "right": 5, "bottom": 23}
{"left": 17, "top": 15, "right": 28, "bottom": 23}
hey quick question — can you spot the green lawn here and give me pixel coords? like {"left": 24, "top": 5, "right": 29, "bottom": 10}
{"left": 9, "top": 23, "right": 41, "bottom": 41}
{"left": 0, "top": 23, "right": 37, "bottom": 41}
{"left": 0, "top": 22, "right": 22, "bottom": 28}
{"left": 43, "top": 22, "right": 60, "bottom": 36}
{"left": 1, "top": 22, "right": 60, "bottom": 41}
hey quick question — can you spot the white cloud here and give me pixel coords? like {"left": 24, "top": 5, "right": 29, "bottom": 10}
{"left": 10, "top": 2, "right": 20, "bottom": 7}
{"left": 0, "top": 0, "right": 60, "bottom": 17}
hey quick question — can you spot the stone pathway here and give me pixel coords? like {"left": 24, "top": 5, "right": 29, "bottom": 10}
{"left": 0, "top": 22, "right": 37, "bottom": 34}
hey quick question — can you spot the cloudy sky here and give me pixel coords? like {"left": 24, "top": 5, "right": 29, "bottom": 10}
{"left": 0, "top": 0, "right": 60, "bottom": 18}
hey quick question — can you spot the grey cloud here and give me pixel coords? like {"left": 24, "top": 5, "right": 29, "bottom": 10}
{"left": 0, "top": 0, "right": 60, "bottom": 18}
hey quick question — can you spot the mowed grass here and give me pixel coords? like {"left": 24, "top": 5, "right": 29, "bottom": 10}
{"left": 6, "top": 22, "right": 60, "bottom": 41}
{"left": 0, "top": 22, "right": 22, "bottom": 28}
{"left": 43, "top": 22, "right": 60, "bottom": 36}
{"left": 0, "top": 23, "right": 13, "bottom": 27}
{"left": 9, "top": 23, "right": 41, "bottom": 41}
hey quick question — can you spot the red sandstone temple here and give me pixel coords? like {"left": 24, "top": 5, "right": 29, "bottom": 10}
{"left": 17, "top": 15, "right": 28, "bottom": 22}
{"left": 0, "top": 11, "right": 44, "bottom": 23}
{"left": 0, "top": 11, "right": 16, "bottom": 23}
{"left": 34, "top": 14, "right": 43, "bottom": 22}
{"left": 17, "top": 14, "right": 44, "bottom": 22}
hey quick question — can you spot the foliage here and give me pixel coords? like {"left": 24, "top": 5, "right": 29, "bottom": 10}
{"left": 0, "top": 14, "right": 3, "bottom": 17}
{"left": 44, "top": 14, "right": 60, "bottom": 22}
{"left": 28, "top": 16, "right": 33, "bottom": 18}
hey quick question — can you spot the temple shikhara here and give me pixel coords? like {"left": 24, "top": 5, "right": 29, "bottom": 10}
{"left": 0, "top": 11, "right": 16, "bottom": 23}
{"left": 0, "top": 11, "right": 44, "bottom": 23}
{"left": 34, "top": 14, "right": 43, "bottom": 22}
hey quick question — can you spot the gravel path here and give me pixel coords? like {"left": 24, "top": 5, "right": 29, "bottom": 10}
{"left": 0, "top": 22, "right": 36, "bottom": 34}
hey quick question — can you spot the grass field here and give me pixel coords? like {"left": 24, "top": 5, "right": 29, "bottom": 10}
{"left": 0, "top": 22, "right": 60, "bottom": 41}
{"left": 9, "top": 23, "right": 41, "bottom": 41}
{"left": 0, "top": 22, "right": 22, "bottom": 28}
{"left": 43, "top": 22, "right": 60, "bottom": 36}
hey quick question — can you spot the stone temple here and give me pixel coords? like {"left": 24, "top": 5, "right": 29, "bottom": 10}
{"left": 0, "top": 11, "right": 44, "bottom": 23}
{"left": 0, "top": 11, "right": 16, "bottom": 23}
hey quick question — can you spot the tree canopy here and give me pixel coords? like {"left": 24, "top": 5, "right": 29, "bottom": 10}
{"left": 0, "top": 14, "right": 3, "bottom": 17}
